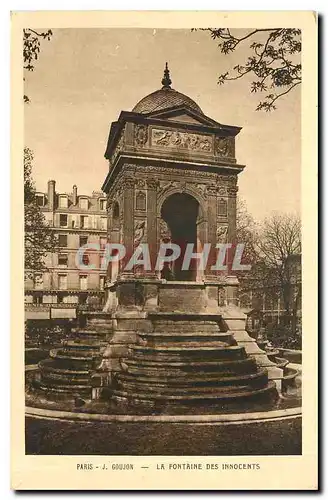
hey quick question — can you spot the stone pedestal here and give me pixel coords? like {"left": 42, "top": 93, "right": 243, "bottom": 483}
{"left": 219, "top": 305, "right": 284, "bottom": 391}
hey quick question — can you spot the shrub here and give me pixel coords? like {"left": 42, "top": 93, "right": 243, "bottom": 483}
{"left": 266, "top": 323, "right": 302, "bottom": 350}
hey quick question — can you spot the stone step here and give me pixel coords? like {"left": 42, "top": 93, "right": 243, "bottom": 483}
{"left": 137, "top": 332, "right": 234, "bottom": 346}
{"left": 41, "top": 371, "right": 90, "bottom": 384}
{"left": 72, "top": 328, "right": 109, "bottom": 336}
{"left": 50, "top": 348, "right": 100, "bottom": 362}
{"left": 148, "top": 313, "right": 221, "bottom": 322}
{"left": 83, "top": 312, "right": 112, "bottom": 319}
{"left": 152, "top": 323, "right": 220, "bottom": 332}
{"left": 128, "top": 344, "right": 246, "bottom": 362}
{"left": 115, "top": 381, "right": 266, "bottom": 396}
{"left": 117, "top": 369, "right": 268, "bottom": 388}
{"left": 63, "top": 341, "right": 102, "bottom": 350}
{"left": 113, "top": 382, "right": 277, "bottom": 403}
{"left": 39, "top": 382, "right": 91, "bottom": 396}
{"left": 138, "top": 341, "right": 229, "bottom": 348}
{"left": 121, "top": 357, "right": 257, "bottom": 375}
{"left": 86, "top": 318, "right": 111, "bottom": 325}
{"left": 39, "top": 359, "right": 90, "bottom": 375}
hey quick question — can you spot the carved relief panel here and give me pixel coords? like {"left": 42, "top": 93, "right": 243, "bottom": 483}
{"left": 112, "top": 125, "right": 126, "bottom": 164}
{"left": 151, "top": 128, "right": 213, "bottom": 153}
{"left": 216, "top": 224, "right": 229, "bottom": 243}
{"left": 134, "top": 124, "right": 148, "bottom": 147}
{"left": 214, "top": 136, "right": 235, "bottom": 158}
{"left": 134, "top": 219, "right": 147, "bottom": 247}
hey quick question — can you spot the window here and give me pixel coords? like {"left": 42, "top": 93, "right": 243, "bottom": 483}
{"left": 80, "top": 215, "right": 88, "bottom": 229}
{"left": 71, "top": 216, "right": 77, "bottom": 228}
{"left": 218, "top": 199, "right": 228, "bottom": 217}
{"left": 34, "top": 274, "right": 43, "bottom": 290}
{"left": 58, "top": 274, "right": 67, "bottom": 290}
{"left": 100, "top": 199, "right": 106, "bottom": 210}
{"left": 100, "top": 217, "right": 107, "bottom": 230}
{"left": 58, "top": 234, "right": 68, "bottom": 247}
{"left": 82, "top": 254, "right": 89, "bottom": 265}
{"left": 79, "top": 235, "right": 88, "bottom": 247}
{"left": 79, "top": 198, "right": 88, "bottom": 210}
{"left": 59, "top": 196, "right": 68, "bottom": 208}
{"left": 99, "top": 276, "right": 106, "bottom": 291}
{"left": 58, "top": 254, "right": 68, "bottom": 266}
{"left": 79, "top": 275, "right": 88, "bottom": 290}
{"left": 35, "top": 195, "right": 44, "bottom": 207}
{"left": 59, "top": 214, "right": 68, "bottom": 227}
{"left": 33, "top": 294, "right": 43, "bottom": 305}
{"left": 100, "top": 237, "right": 107, "bottom": 248}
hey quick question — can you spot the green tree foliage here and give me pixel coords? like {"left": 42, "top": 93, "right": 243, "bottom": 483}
{"left": 24, "top": 148, "right": 57, "bottom": 279}
{"left": 23, "top": 28, "right": 53, "bottom": 103}
{"left": 200, "top": 28, "right": 301, "bottom": 111}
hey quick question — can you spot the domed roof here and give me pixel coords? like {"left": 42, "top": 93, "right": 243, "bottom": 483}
{"left": 132, "top": 63, "right": 203, "bottom": 115}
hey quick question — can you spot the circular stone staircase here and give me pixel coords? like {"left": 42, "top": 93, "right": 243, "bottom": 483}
{"left": 37, "top": 313, "right": 112, "bottom": 399}
{"left": 112, "top": 313, "right": 278, "bottom": 409}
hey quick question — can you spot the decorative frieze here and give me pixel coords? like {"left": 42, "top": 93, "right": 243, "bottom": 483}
{"left": 227, "top": 175, "right": 238, "bottom": 186}
{"left": 123, "top": 177, "right": 136, "bottom": 190}
{"left": 217, "top": 186, "right": 227, "bottom": 196}
{"left": 136, "top": 179, "right": 146, "bottom": 189}
{"left": 146, "top": 179, "right": 159, "bottom": 191}
{"left": 207, "top": 186, "right": 217, "bottom": 197}
{"left": 227, "top": 186, "right": 239, "bottom": 197}
{"left": 196, "top": 184, "right": 207, "bottom": 199}
{"left": 140, "top": 165, "right": 217, "bottom": 180}
{"left": 151, "top": 128, "right": 213, "bottom": 153}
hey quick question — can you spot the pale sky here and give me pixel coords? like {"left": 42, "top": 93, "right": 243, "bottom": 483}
{"left": 24, "top": 28, "right": 301, "bottom": 221}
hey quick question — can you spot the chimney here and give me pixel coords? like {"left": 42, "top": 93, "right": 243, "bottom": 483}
{"left": 48, "top": 180, "right": 56, "bottom": 210}
{"left": 73, "top": 184, "right": 78, "bottom": 205}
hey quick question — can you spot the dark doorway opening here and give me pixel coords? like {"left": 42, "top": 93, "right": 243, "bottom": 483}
{"left": 161, "top": 193, "right": 199, "bottom": 281}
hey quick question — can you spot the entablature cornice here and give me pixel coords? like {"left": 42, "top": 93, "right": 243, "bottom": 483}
{"left": 102, "top": 156, "right": 243, "bottom": 194}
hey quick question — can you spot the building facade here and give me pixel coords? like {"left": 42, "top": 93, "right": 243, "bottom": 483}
{"left": 25, "top": 181, "right": 108, "bottom": 318}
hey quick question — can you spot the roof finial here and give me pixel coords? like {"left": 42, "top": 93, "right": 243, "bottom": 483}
{"left": 161, "top": 62, "right": 172, "bottom": 89}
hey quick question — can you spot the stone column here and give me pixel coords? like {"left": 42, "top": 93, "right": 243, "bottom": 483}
{"left": 205, "top": 185, "right": 218, "bottom": 280}
{"left": 227, "top": 185, "right": 238, "bottom": 243}
{"left": 227, "top": 180, "right": 238, "bottom": 273}
{"left": 121, "top": 176, "right": 135, "bottom": 278}
{"left": 146, "top": 179, "right": 159, "bottom": 277}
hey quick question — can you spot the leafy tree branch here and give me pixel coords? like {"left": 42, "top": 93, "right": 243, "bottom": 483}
{"left": 23, "top": 28, "right": 53, "bottom": 103}
{"left": 24, "top": 148, "right": 58, "bottom": 279}
{"left": 199, "top": 28, "right": 301, "bottom": 111}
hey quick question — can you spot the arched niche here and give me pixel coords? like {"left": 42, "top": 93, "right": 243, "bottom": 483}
{"left": 112, "top": 201, "right": 120, "bottom": 229}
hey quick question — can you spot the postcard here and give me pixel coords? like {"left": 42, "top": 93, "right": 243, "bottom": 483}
{"left": 11, "top": 10, "right": 317, "bottom": 490}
